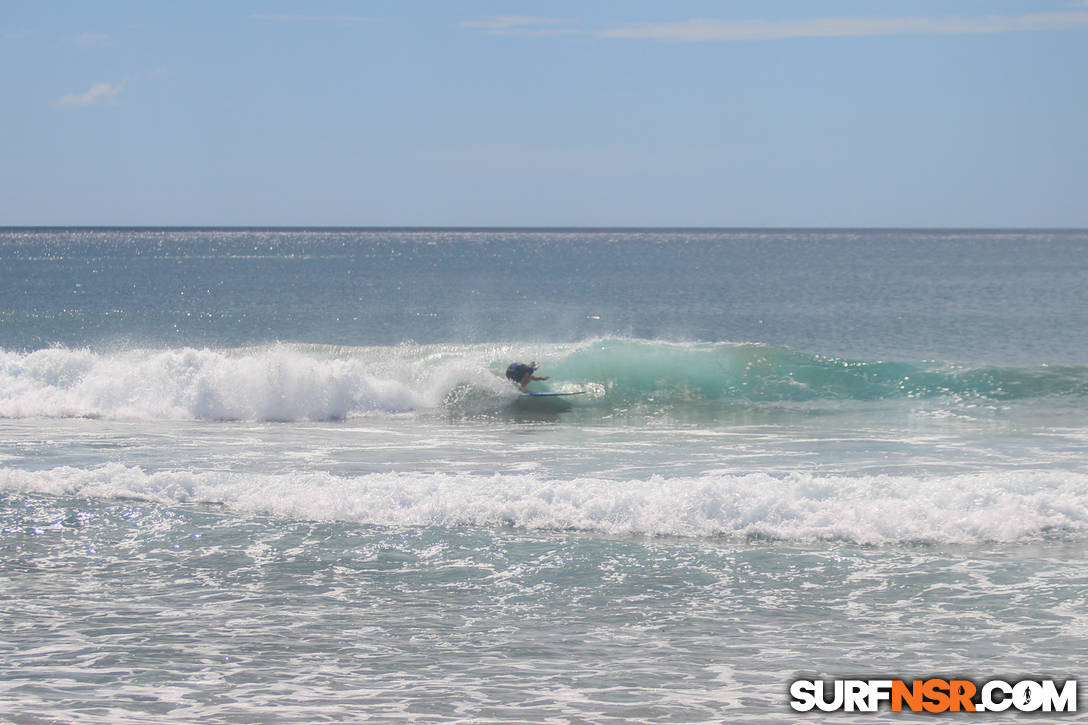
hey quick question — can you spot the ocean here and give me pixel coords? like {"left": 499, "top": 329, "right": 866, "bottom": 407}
{"left": 1, "top": 228, "right": 1086, "bottom": 723}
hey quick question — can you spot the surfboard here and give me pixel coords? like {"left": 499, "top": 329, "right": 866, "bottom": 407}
{"left": 520, "top": 391, "right": 586, "bottom": 397}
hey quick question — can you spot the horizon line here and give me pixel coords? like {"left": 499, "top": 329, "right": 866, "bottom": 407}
{"left": 2, "top": 225, "right": 1087, "bottom": 233}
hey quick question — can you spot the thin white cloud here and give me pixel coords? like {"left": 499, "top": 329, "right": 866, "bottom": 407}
{"left": 463, "top": 10, "right": 1088, "bottom": 42}
{"left": 55, "top": 81, "right": 124, "bottom": 108}
{"left": 599, "top": 11, "right": 1088, "bottom": 42}
{"left": 459, "top": 16, "right": 583, "bottom": 37}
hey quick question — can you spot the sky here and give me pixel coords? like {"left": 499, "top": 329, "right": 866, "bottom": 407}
{"left": 2, "top": 1, "right": 1087, "bottom": 227}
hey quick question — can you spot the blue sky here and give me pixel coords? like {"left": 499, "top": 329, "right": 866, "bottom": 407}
{"left": 3, "top": 1, "right": 1087, "bottom": 226}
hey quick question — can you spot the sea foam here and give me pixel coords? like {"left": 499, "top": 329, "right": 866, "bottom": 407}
{"left": 0, "top": 345, "right": 489, "bottom": 420}
{"left": 4, "top": 464, "right": 1086, "bottom": 545}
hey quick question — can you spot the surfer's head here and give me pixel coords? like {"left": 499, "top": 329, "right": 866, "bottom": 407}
{"left": 505, "top": 362, "right": 537, "bottom": 383}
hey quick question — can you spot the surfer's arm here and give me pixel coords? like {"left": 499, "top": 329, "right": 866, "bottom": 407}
{"left": 524, "top": 364, "right": 549, "bottom": 382}
{"left": 518, "top": 374, "right": 549, "bottom": 390}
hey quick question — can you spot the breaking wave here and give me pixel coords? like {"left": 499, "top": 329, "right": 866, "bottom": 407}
{"left": 3, "top": 464, "right": 1087, "bottom": 545}
{"left": 1, "top": 339, "right": 1085, "bottom": 422}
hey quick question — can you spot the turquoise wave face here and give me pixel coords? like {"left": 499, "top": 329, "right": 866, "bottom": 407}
{"left": 549, "top": 339, "right": 1088, "bottom": 404}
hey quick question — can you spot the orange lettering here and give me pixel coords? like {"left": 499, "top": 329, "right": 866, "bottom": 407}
{"left": 948, "top": 680, "right": 977, "bottom": 711}
{"left": 922, "top": 679, "right": 951, "bottom": 713}
{"left": 892, "top": 680, "right": 924, "bottom": 712}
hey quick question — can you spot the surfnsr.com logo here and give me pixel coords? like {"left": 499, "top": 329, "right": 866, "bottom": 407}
{"left": 789, "top": 678, "right": 1078, "bottom": 713}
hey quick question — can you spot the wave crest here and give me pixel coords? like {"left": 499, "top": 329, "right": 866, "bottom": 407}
{"left": 2, "top": 340, "right": 1085, "bottom": 422}
{"left": 0, "top": 346, "right": 432, "bottom": 421}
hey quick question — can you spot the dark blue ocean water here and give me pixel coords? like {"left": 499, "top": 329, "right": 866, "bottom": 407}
{"left": 2, "top": 228, "right": 1087, "bottom": 722}
{"left": 4, "top": 228, "right": 1086, "bottom": 363}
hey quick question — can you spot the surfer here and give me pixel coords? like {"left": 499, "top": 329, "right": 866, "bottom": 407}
{"left": 505, "top": 361, "right": 549, "bottom": 391}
